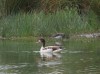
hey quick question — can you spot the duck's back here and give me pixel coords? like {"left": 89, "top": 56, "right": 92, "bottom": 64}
{"left": 45, "top": 46, "right": 62, "bottom": 52}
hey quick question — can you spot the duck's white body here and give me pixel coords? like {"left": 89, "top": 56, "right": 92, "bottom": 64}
{"left": 40, "top": 46, "right": 53, "bottom": 53}
{"left": 40, "top": 46, "right": 62, "bottom": 53}
{"left": 40, "top": 51, "right": 62, "bottom": 59}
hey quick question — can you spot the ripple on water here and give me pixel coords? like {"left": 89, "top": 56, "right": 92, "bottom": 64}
{"left": 38, "top": 61, "right": 62, "bottom": 67}
{"left": 77, "top": 65, "right": 100, "bottom": 74}
{"left": 0, "top": 63, "right": 28, "bottom": 71}
{"left": 48, "top": 69, "right": 63, "bottom": 74}
{"left": 0, "top": 51, "right": 31, "bottom": 53}
{"left": 21, "top": 51, "right": 31, "bottom": 53}
{"left": 33, "top": 51, "right": 40, "bottom": 53}
{"left": 68, "top": 51, "right": 83, "bottom": 54}
{"left": 0, "top": 72, "right": 17, "bottom": 74}
{"left": 61, "top": 50, "right": 68, "bottom": 53}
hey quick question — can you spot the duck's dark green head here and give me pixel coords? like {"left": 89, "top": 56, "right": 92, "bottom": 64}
{"left": 38, "top": 38, "right": 45, "bottom": 47}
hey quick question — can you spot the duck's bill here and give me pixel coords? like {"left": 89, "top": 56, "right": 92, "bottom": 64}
{"left": 36, "top": 40, "right": 41, "bottom": 43}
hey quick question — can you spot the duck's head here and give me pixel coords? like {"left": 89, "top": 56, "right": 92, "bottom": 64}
{"left": 37, "top": 38, "right": 45, "bottom": 47}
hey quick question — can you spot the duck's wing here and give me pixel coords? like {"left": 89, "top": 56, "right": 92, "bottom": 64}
{"left": 45, "top": 46, "right": 62, "bottom": 51}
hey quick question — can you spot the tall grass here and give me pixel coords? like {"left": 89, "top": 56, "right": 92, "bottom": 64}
{"left": 0, "top": 9, "right": 99, "bottom": 38}
{"left": 0, "top": 0, "right": 5, "bottom": 18}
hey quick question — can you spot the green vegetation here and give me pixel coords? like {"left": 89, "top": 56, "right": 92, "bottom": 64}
{"left": 0, "top": 0, "right": 100, "bottom": 38}
{"left": 0, "top": 9, "right": 99, "bottom": 37}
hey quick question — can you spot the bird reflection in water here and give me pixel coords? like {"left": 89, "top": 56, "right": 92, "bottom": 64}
{"left": 38, "top": 52, "right": 62, "bottom": 67}
{"left": 40, "top": 52, "right": 61, "bottom": 61}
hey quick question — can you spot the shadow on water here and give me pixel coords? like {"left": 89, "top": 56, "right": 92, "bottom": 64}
{"left": 0, "top": 39, "right": 100, "bottom": 74}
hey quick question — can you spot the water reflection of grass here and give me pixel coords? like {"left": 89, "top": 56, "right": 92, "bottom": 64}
{"left": 0, "top": 38, "right": 99, "bottom": 52}
{"left": 63, "top": 39, "right": 100, "bottom": 56}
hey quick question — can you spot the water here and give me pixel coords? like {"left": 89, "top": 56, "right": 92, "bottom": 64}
{"left": 0, "top": 38, "right": 100, "bottom": 74}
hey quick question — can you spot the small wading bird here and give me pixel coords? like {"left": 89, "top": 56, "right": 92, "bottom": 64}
{"left": 52, "top": 33, "right": 65, "bottom": 39}
{"left": 52, "top": 33, "right": 69, "bottom": 46}
{"left": 52, "top": 33, "right": 69, "bottom": 40}
{"left": 37, "top": 38, "right": 63, "bottom": 53}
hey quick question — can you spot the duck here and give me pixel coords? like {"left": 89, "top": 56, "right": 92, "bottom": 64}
{"left": 37, "top": 38, "right": 62, "bottom": 53}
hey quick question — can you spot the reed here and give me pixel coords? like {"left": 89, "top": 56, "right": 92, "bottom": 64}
{"left": 0, "top": 9, "right": 99, "bottom": 38}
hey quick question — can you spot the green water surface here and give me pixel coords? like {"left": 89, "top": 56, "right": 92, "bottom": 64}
{"left": 0, "top": 38, "right": 100, "bottom": 74}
